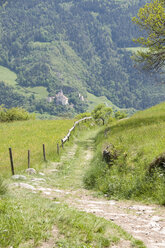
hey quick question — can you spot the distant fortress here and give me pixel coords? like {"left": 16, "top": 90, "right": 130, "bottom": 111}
{"left": 47, "top": 90, "right": 84, "bottom": 106}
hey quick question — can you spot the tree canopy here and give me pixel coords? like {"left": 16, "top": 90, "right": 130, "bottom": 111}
{"left": 92, "top": 104, "right": 112, "bottom": 125}
{"left": 132, "top": 0, "right": 165, "bottom": 72}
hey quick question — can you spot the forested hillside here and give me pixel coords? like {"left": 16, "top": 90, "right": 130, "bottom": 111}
{"left": 0, "top": 0, "right": 165, "bottom": 116}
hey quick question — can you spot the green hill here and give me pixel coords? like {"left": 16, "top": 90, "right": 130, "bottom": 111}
{"left": 0, "top": 65, "right": 17, "bottom": 86}
{"left": 84, "top": 102, "right": 165, "bottom": 205}
{"left": 87, "top": 92, "right": 120, "bottom": 112}
{"left": 0, "top": 0, "right": 165, "bottom": 116}
{"left": 0, "top": 65, "right": 49, "bottom": 98}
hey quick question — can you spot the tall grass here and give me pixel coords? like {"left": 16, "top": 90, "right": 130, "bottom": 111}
{"left": 0, "top": 176, "right": 7, "bottom": 195}
{"left": 0, "top": 119, "right": 74, "bottom": 176}
{"left": 84, "top": 102, "right": 165, "bottom": 205}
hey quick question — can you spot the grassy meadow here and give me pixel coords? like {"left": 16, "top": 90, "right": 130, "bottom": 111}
{"left": 0, "top": 119, "right": 74, "bottom": 176}
{"left": 0, "top": 65, "right": 17, "bottom": 86}
{"left": 87, "top": 92, "right": 119, "bottom": 112}
{"left": 0, "top": 65, "right": 49, "bottom": 100}
{"left": 84, "top": 102, "right": 165, "bottom": 205}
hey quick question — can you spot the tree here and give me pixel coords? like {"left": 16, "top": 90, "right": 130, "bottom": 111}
{"left": 92, "top": 104, "right": 112, "bottom": 125}
{"left": 114, "top": 111, "right": 127, "bottom": 120}
{"left": 132, "top": 0, "right": 165, "bottom": 72}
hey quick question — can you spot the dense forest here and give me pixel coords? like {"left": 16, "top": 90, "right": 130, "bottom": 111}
{"left": 0, "top": 0, "right": 165, "bottom": 116}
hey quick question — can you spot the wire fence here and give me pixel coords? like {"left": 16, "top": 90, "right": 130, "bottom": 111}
{"left": 8, "top": 117, "right": 92, "bottom": 175}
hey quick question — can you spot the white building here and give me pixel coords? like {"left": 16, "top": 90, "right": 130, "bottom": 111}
{"left": 78, "top": 93, "right": 84, "bottom": 102}
{"left": 56, "top": 90, "right": 69, "bottom": 105}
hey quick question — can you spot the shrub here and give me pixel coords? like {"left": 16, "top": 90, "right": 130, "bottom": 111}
{"left": 0, "top": 106, "right": 35, "bottom": 122}
{"left": 114, "top": 111, "right": 127, "bottom": 120}
{"left": 75, "top": 112, "right": 91, "bottom": 120}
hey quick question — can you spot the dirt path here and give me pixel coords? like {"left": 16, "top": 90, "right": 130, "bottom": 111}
{"left": 66, "top": 190, "right": 165, "bottom": 248}
{"left": 13, "top": 129, "right": 165, "bottom": 248}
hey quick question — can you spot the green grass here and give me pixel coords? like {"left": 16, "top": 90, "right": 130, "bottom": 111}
{"left": 86, "top": 93, "right": 135, "bottom": 116}
{"left": 0, "top": 176, "right": 7, "bottom": 195}
{"left": 0, "top": 188, "right": 145, "bottom": 248}
{"left": 84, "top": 102, "right": 165, "bottom": 205}
{"left": 0, "top": 122, "right": 146, "bottom": 248}
{"left": 0, "top": 65, "right": 48, "bottom": 99}
{"left": 87, "top": 92, "right": 119, "bottom": 112}
{"left": 0, "top": 119, "right": 74, "bottom": 176}
{"left": 0, "top": 65, "right": 17, "bottom": 86}
{"left": 25, "top": 86, "right": 49, "bottom": 98}
{"left": 45, "top": 127, "right": 99, "bottom": 190}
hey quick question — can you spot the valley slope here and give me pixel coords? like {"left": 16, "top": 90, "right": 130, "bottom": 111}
{"left": 0, "top": 0, "right": 165, "bottom": 116}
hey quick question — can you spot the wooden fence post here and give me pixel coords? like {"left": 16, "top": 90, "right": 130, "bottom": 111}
{"left": 61, "top": 139, "right": 63, "bottom": 149}
{"left": 28, "top": 150, "right": 30, "bottom": 168}
{"left": 9, "top": 148, "right": 14, "bottom": 175}
{"left": 57, "top": 143, "right": 60, "bottom": 155}
{"left": 43, "top": 144, "right": 46, "bottom": 161}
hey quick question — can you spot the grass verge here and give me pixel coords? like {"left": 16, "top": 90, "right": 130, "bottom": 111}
{"left": 84, "top": 102, "right": 165, "bottom": 205}
{"left": 0, "top": 187, "right": 145, "bottom": 248}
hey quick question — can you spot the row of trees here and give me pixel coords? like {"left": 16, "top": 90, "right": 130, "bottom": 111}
{"left": 76, "top": 104, "right": 127, "bottom": 125}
